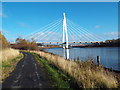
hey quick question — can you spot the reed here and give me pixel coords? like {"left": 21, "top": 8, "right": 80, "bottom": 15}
{"left": 0, "top": 48, "right": 22, "bottom": 83}
{"left": 0, "top": 48, "right": 20, "bottom": 61}
{"left": 30, "top": 50, "right": 118, "bottom": 88}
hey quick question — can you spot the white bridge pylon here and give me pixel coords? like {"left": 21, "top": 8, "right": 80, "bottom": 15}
{"left": 62, "top": 13, "right": 69, "bottom": 49}
{"left": 25, "top": 13, "right": 107, "bottom": 45}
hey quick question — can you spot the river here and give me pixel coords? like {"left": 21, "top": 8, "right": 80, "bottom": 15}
{"left": 44, "top": 47, "right": 120, "bottom": 71}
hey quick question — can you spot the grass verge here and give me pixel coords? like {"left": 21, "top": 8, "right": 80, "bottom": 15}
{"left": 29, "top": 50, "right": 119, "bottom": 88}
{"left": 31, "top": 52, "right": 76, "bottom": 89}
{"left": 2, "top": 53, "right": 23, "bottom": 82}
{"left": 0, "top": 48, "right": 20, "bottom": 62}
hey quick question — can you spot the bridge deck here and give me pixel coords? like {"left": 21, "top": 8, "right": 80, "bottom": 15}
{"left": 36, "top": 41, "right": 102, "bottom": 44}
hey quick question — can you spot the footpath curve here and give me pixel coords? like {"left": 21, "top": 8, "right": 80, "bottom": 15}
{"left": 2, "top": 52, "right": 51, "bottom": 88}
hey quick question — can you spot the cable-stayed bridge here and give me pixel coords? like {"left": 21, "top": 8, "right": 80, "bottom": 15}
{"left": 25, "top": 13, "right": 107, "bottom": 48}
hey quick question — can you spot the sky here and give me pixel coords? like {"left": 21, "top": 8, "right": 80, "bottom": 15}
{"left": 1, "top": 2, "right": 119, "bottom": 42}
{"left": 1, "top": 0, "right": 120, "bottom": 2}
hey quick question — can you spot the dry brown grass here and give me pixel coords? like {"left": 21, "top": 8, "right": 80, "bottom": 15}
{"left": 30, "top": 50, "right": 118, "bottom": 88}
{"left": 0, "top": 48, "right": 20, "bottom": 61}
{"left": 0, "top": 48, "right": 22, "bottom": 83}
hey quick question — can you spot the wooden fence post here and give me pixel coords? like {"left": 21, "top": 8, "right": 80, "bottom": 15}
{"left": 97, "top": 56, "right": 100, "bottom": 66}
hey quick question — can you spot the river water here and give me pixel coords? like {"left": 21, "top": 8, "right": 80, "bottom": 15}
{"left": 44, "top": 47, "right": 120, "bottom": 71}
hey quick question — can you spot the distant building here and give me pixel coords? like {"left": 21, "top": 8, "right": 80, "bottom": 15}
{"left": 105, "top": 40, "right": 113, "bottom": 43}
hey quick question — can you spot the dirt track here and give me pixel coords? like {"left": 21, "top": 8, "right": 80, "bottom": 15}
{"left": 2, "top": 52, "right": 51, "bottom": 88}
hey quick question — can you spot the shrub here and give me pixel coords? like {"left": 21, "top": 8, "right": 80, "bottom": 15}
{"left": 0, "top": 32, "right": 9, "bottom": 49}
{"left": 11, "top": 38, "right": 39, "bottom": 50}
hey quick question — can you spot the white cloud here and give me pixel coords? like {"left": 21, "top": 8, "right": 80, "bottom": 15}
{"left": 94, "top": 25, "right": 101, "bottom": 29}
{"left": 0, "top": 29, "right": 9, "bottom": 34}
{"left": 17, "top": 22, "right": 32, "bottom": 29}
{"left": 103, "top": 32, "right": 120, "bottom": 39}
{"left": 0, "top": 12, "right": 8, "bottom": 18}
{"left": 103, "top": 32, "right": 120, "bottom": 36}
{"left": 18, "top": 22, "right": 27, "bottom": 27}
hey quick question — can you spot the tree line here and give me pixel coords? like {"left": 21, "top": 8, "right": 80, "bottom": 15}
{"left": 1, "top": 31, "right": 119, "bottom": 50}
{"left": 89, "top": 38, "right": 120, "bottom": 47}
{"left": 0, "top": 32, "right": 9, "bottom": 49}
{"left": 0, "top": 32, "right": 38, "bottom": 50}
{"left": 11, "top": 38, "right": 39, "bottom": 50}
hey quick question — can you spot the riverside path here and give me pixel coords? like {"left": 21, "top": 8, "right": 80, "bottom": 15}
{"left": 2, "top": 52, "right": 51, "bottom": 88}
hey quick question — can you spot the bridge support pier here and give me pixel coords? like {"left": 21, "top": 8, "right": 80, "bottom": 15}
{"left": 62, "top": 13, "right": 68, "bottom": 49}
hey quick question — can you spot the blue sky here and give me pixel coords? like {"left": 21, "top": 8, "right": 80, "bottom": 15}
{"left": 2, "top": 0, "right": 120, "bottom": 2}
{"left": 1, "top": 2, "right": 118, "bottom": 42}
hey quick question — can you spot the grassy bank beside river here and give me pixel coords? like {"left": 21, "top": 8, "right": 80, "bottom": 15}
{"left": 1, "top": 48, "right": 23, "bottom": 83}
{"left": 31, "top": 52, "right": 78, "bottom": 88}
{"left": 29, "top": 50, "right": 119, "bottom": 88}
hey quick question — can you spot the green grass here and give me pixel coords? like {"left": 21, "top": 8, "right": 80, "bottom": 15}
{"left": 30, "top": 50, "right": 119, "bottom": 88}
{"left": 2, "top": 55, "right": 23, "bottom": 67}
{"left": 31, "top": 53, "right": 74, "bottom": 89}
{"left": 2, "top": 53, "right": 23, "bottom": 81}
